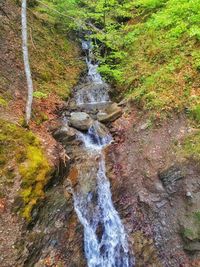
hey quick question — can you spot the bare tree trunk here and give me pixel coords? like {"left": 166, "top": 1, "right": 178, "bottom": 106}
{"left": 22, "top": 0, "right": 33, "bottom": 125}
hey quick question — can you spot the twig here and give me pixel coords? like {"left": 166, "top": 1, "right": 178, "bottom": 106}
{"left": 29, "top": 27, "right": 36, "bottom": 50}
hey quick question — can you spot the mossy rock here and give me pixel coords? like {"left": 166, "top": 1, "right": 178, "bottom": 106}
{"left": 0, "top": 119, "right": 52, "bottom": 221}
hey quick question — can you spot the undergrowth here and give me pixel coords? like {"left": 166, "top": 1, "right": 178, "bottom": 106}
{"left": 176, "top": 130, "right": 200, "bottom": 161}
{"left": 119, "top": 0, "right": 200, "bottom": 116}
{"left": 28, "top": 6, "right": 83, "bottom": 99}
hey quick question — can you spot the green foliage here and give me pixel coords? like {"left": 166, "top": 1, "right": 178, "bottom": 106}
{"left": 178, "top": 131, "right": 200, "bottom": 161}
{"left": 194, "top": 211, "right": 200, "bottom": 222}
{"left": 189, "top": 105, "right": 200, "bottom": 124}
{"left": 120, "top": 0, "right": 200, "bottom": 114}
{"left": 37, "top": 0, "right": 200, "bottom": 116}
{"left": 34, "top": 111, "right": 49, "bottom": 125}
{"left": 192, "top": 51, "right": 200, "bottom": 71}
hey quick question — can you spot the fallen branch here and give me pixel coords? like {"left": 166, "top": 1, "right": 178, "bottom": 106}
{"left": 30, "top": 27, "right": 36, "bottom": 50}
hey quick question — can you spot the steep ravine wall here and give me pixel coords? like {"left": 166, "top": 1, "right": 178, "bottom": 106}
{"left": 106, "top": 107, "right": 200, "bottom": 267}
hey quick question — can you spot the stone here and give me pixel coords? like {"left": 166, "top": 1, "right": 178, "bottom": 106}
{"left": 140, "top": 122, "right": 150, "bottom": 131}
{"left": 179, "top": 208, "right": 200, "bottom": 255}
{"left": 97, "top": 103, "right": 122, "bottom": 123}
{"left": 92, "top": 121, "right": 110, "bottom": 139}
{"left": 69, "top": 112, "right": 93, "bottom": 130}
{"left": 53, "top": 125, "right": 76, "bottom": 144}
{"left": 186, "top": 191, "right": 192, "bottom": 198}
{"left": 158, "top": 165, "right": 184, "bottom": 187}
{"left": 184, "top": 241, "right": 200, "bottom": 252}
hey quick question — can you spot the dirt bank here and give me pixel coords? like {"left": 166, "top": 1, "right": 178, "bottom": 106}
{"left": 106, "top": 106, "right": 200, "bottom": 266}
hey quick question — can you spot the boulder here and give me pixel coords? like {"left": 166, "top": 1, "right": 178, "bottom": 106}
{"left": 53, "top": 125, "right": 76, "bottom": 144}
{"left": 92, "top": 121, "right": 110, "bottom": 139}
{"left": 69, "top": 112, "right": 93, "bottom": 131}
{"left": 97, "top": 103, "right": 122, "bottom": 123}
{"left": 158, "top": 165, "right": 184, "bottom": 187}
{"left": 179, "top": 212, "right": 200, "bottom": 254}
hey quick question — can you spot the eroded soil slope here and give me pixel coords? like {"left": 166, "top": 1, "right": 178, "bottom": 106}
{"left": 106, "top": 106, "right": 200, "bottom": 267}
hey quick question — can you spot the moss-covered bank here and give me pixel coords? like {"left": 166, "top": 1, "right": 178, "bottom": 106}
{"left": 0, "top": 119, "right": 52, "bottom": 220}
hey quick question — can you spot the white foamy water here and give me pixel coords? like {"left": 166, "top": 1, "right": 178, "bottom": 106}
{"left": 75, "top": 40, "right": 110, "bottom": 106}
{"left": 77, "top": 122, "right": 112, "bottom": 151}
{"left": 72, "top": 125, "right": 133, "bottom": 267}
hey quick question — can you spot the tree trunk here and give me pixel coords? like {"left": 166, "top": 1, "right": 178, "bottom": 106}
{"left": 22, "top": 0, "right": 33, "bottom": 125}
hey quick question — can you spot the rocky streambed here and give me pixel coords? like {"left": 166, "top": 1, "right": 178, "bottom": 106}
{"left": 18, "top": 41, "right": 200, "bottom": 267}
{"left": 20, "top": 40, "right": 133, "bottom": 267}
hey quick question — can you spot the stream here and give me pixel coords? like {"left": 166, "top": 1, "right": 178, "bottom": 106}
{"left": 68, "top": 41, "right": 134, "bottom": 267}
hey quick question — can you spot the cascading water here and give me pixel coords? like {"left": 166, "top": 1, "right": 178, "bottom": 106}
{"left": 82, "top": 40, "right": 103, "bottom": 84}
{"left": 74, "top": 127, "right": 132, "bottom": 267}
{"left": 75, "top": 41, "right": 110, "bottom": 106}
{"left": 70, "top": 40, "right": 134, "bottom": 267}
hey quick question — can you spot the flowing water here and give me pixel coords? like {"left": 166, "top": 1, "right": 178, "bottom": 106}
{"left": 70, "top": 41, "right": 134, "bottom": 267}
{"left": 75, "top": 41, "right": 110, "bottom": 106}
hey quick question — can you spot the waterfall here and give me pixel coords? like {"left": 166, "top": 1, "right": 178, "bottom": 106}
{"left": 82, "top": 40, "right": 103, "bottom": 85}
{"left": 74, "top": 126, "right": 131, "bottom": 267}
{"left": 75, "top": 41, "right": 110, "bottom": 106}
{"left": 70, "top": 40, "right": 134, "bottom": 267}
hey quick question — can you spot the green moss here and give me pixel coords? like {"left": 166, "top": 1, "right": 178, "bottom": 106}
{"left": 194, "top": 211, "right": 200, "bottom": 222}
{"left": 180, "top": 211, "right": 200, "bottom": 242}
{"left": 0, "top": 96, "right": 8, "bottom": 107}
{"left": 0, "top": 119, "right": 52, "bottom": 220}
{"left": 33, "top": 91, "right": 48, "bottom": 99}
{"left": 177, "top": 131, "right": 200, "bottom": 161}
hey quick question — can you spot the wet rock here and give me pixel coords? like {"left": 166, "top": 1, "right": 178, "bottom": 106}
{"left": 131, "top": 231, "right": 162, "bottom": 267}
{"left": 97, "top": 103, "right": 122, "bottom": 123}
{"left": 69, "top": 112, "right": 93, "bottom": 130}
{"left": 118, "top": 99, "right": 128, "bottom": 107}
{"left": 186, "top": 191, "right": 192, "bottom": 198}
{"left": 140, "top": 122, "right": 150, "bottom": 131}
{"left": 159, "top": 165, "right": 184, "bottom": 187}
{"left": 92, "top": 121, "right": 110, "bottom": 139}
{"left": 68, "top": 99, "right": 78, "bottom": 111}
{"left": 53, "top": 125, "right": 76, "bottom": 144}
{"left": 75, "top": 83, "right": 110, "bottom": 105}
